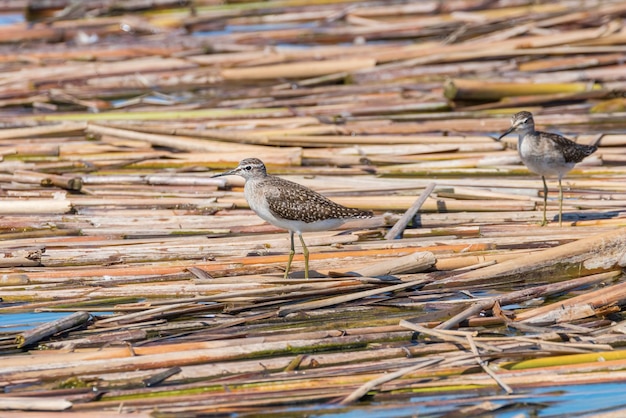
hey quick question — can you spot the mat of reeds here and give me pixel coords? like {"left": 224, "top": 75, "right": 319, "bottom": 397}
{"left": 0, "top": 0, "right": 626, "bottom": 416}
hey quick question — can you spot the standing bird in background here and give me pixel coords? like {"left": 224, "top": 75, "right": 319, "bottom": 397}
{"left": 497, "top": 111, "right": 601, "bottom": 226}
{"left": 213, "top": 158, "right": 373, "bottom": 279}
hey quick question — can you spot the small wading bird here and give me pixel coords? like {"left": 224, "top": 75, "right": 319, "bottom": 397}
{"left": 497, "top": 111, "right": 601, "bottom": 226}
{"left": 213, "top": 158, "right": 373, "bottom": 279}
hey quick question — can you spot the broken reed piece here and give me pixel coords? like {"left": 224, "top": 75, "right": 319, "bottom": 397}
{"left": 0, "top": 122, "right": 86, "bottom": 140}
{"left": 0, "top": 198, "right": 72, "bottom": 214}
{"left": 384, "top": 182, "right": 436, "bottom": 240}
{"left": 0, "top": 397, "right": 72, "bottom": 412}
{"left": 444, "top": 78, "right": 602, "bottom": 101}
{"left": 277, "top": 276, "right": 432, "bottom": 317}
{"left": 398, "top": 320, "right": 503, "bottom": 353}
{"left": 14, "top": 169, "right": 82, "bottom": 192}
{"left": 516, "top": 276, "right": 626, "bottom": 324}
{"left": 344, "top": 251, "right": 436, "bottom": 277}
{"left": 337, "top": 357, "right": 443, "bottom": 405}
{"left": 143, "top": 366, "right": 182, "bottom": 387}
{"left": 0, "top": 273, "right": 30, "bottom": 285}
{"left": 424, "top": 227, "right": 626, "bottom": 289}
{"left": 221, "top": 58, "right": 377, "bottom": 80}
{"left": 41, "top": 329, "right": 147, "bottom": 350}
{"left": 465, "top": 333, "right": 514, "bottom": 394}
{"left": 0, "top": 249, "right": 43, "bottom": 268}
{"left": 85, "top": 123, "right": 273, "bottom": 154}
{"left": 431, "top": 271, "right": 620, "bottom": 331}
{"left": 15, "top": 311, "right": 91, "bottom": 348}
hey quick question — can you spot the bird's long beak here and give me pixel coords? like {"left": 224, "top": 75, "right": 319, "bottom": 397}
{"left": 212, "top": 167, "right": 239, "bottom": 178}
{"left": 497, "top": 126, "right": 515, "bottom": 141}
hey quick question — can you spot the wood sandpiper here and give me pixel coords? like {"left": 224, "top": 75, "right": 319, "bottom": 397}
{"left": 497, "top": 111, "right": 601, "bottom": 226}
{"left": 213, "top": 158, "right": 373, "bottom": 279}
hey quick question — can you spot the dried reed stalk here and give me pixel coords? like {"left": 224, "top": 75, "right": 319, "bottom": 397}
{"left": 0, "top": 397, "right": 72, "bottom": 412}
{"left": 1, "top": 1, "right": 626, "bottom": 415}
{"left": 426, "top": 227, "right": 626, "bottom": 288}
{"left": 222, "top": 59, "right": 376, "bottom": 80}
{"left": 16, "top": 312, "right": 91, "bottom": 348}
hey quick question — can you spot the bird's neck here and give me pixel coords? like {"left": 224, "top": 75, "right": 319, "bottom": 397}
{"left": 517, "top": 126, "right": 535, "bottom": 141}
{"left": 244, "top": 174, "right": 267, "bottom": 189}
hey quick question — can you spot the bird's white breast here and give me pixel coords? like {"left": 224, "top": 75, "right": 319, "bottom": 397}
{"left": 518, "top": 134, "right": 574, "bottom": 178}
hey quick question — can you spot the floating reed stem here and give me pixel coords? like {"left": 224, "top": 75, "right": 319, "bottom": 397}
{"left": 0, "top": 397, "right": 72, "bottom": 412}
{"left": 345, "top": 252, "right": 436, "bottom": 277}
{"left": 444, "top": 78, "right": 602, "bottom": 101}
{"left": 385, "top": 182, "right": 436, "bottom": 240}
{"left": 516, "top": 279, "right": 626, "bottom": 324}
{"left": 42, "top": 329, "right": 147, "bottom": 350}
{"left": 221, "top": 58, "right": 377, "bottom": 80}
{"left": 14, "top": 170, "right": 83, "bottom": 192}
{"left": 426, "top": 227, "right": 626, "bottom": 288}
{"left": 277, "top": 277, "right": 432, "bottom": 317}
{"left": 16, "top": 311, "right": 91, "bottom": 348}
{"left": 0, "top": 1, "right": 625, "bottom": 415}
{"left": 0, "top": 199, "right": 71, "bottom": 214}
{"left": 0, "top": 249, "right": 43, "bottom": 268}
{"left": 338, "top": 357, "right": 443, "bottom": 405}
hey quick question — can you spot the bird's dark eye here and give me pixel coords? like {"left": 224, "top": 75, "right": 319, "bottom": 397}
{"left": 244, "top": 165, "right": 252, "bottom": 171}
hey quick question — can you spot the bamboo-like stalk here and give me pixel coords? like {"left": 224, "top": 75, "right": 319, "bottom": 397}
{"left": 425, "top": 227, "right": 626, "bottom": 288}
{"left": 344, "top": 252, "right": 436, "bottom": 277}
{"left": 465, "top": 334, "right": 514, "bottom": 394}
{"left": 436, "top": 300, "right": 495, "bottom": 330}
{"left": 221, "top": 59, "right": 376, "bottom": 80}
{"left": 14, "top": 170, "right": 83, "bottom": 191}
{"left": 398, "top": 320, "right": 503, "bottom": 353}
{"left": 516, "top": 279, "right": 626, "bottom": 324}
{"left": 42, "top": 329, "right": 147, "bottom": 350}
{"left": 15, "top": 312, "right": 91, "bottom": 348}
{"left": 85, "top": 124, "right": 278, "bottom": 154}
{"left": 0, "top": 122, "right": 86, "bottom": 139}
{"left": 444, "top": 78, "right": 602, "bottom": 101}
{"left": 385, "top": 183, "right": 436, "bottom": 239}
{"left": 0, "top": 246, "right": 45, "bottom": 268}
{"left": 508, "top": 350, "right": 626, "bottom": 371}
{"left": 0, "top": 199, "right": 72, "bottom": 214}
{"left": 338, "top": 357, "right": 443, "bottom": 404}
{"left": 0, "top": 331, "right": 418, "bottom": 381}
{"left": 277, "top": 276, "right": 432, "bottom": 317}
{"left": 0, "top": 273, "right": 30, "bottom": 286}
{"left": 0, "top": 397, "right": 72, "bottom": 411}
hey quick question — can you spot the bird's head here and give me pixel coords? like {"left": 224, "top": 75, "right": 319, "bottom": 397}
{"left": 497, "top": 111, "right": 535, "bottom": 141}
{"left": 212, "top": 158, "right": 267, "bottom": 180}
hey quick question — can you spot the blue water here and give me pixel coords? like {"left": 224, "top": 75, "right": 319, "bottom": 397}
{"left": 0, "top": 14, "right": 23, "bottom": 25}
{"left": 235, "top": 382, "right": 626, "bottom": 417}
{"left": 533, "top": 383, "right": 626, "bottom": 416}
{"left": 0, "top": 311, "right": 112, "bottom": 332}
{"left": 404, "top": 383, "right": 626, "bottom": 417}
{"left": 0, "top": 311, "right": 72, "bottom": 332}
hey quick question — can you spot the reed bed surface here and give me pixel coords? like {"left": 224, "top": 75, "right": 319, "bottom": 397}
{"left": 0, "top": 0, "right": 626, "bottom": 416}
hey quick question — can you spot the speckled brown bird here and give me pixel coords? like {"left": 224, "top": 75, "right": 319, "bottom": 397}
{"left": 213, "top": 158, "right": 373, "bottom": 279}
{"left": 497, "top": 111, "right": 601, "bottom": 227}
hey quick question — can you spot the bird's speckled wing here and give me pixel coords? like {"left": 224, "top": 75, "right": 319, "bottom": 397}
{"left": 263, "top": 176, "right": 372, "bottom": 223}
{"left": 544, "top": 131, "right": 598, "bottom": 163}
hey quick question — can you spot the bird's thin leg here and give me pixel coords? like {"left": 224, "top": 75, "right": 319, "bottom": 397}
{"left": 558, "top": 177, "right": 563, "bottom": 227}
{"left": 298, "top": 233, "right": 309, "bottom": 280}
{"left": 284, "top": 231, "right": 295, "bottom": 279}
{"left": 541, "top": 176, "right": 548, "bottom": 227}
